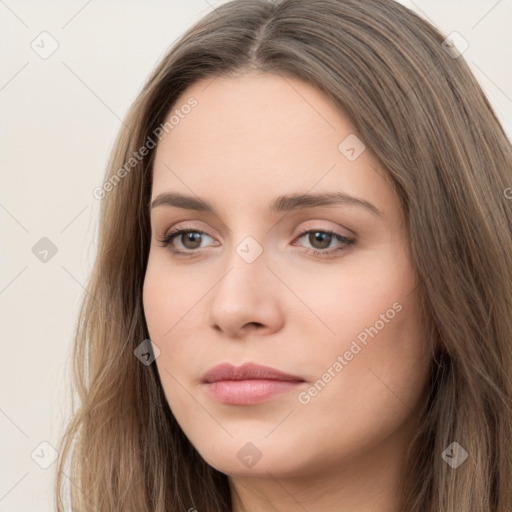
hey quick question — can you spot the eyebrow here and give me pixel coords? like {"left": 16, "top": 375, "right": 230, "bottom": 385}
{"left": 149, "top": 191, "right": 383, "bottom": 218}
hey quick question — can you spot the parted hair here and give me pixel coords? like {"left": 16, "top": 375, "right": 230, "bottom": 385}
{"left": 55, "top": 0, "right": 512, "bottom": 510}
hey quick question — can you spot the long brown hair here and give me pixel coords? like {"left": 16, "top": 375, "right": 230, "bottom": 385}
{"left": 54, "top": 0, "right": 512, "bottom": 510}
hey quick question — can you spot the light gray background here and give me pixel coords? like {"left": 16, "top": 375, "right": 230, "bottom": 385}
{"left": 1, "top": 1, "right": 511, "bottom": 510}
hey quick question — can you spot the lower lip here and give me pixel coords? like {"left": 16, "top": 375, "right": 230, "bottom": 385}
{"left": 205, "top": 379, "right": 303, "bottom": 405}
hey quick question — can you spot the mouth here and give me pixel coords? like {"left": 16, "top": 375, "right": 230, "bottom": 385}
{"left": 202, "top": 362, "right": 306, "bottom": 405}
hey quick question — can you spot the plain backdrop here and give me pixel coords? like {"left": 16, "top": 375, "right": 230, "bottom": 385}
{"left": 1, "top": 1, "right": 511, "bottom": 510}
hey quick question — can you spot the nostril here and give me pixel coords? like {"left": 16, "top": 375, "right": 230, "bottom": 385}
{"left": 246, "top": 322, "right": 264, "bottom": 329}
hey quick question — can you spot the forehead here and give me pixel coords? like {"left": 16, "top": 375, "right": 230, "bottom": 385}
{"left": 150, "top": 71, "right": 393, "bottom": 219}
{"left": 156, "top": 70, "right": 351, "bottom": 157}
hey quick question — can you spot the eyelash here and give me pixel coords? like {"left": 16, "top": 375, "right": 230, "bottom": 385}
{"left": 156, "top": 226, "right": 354, "bottom": 258}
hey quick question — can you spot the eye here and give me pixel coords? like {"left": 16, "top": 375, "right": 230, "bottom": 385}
{"left": 156, "top": 228, "right": 216, "bottom": 254}
{"left": 292, "top": 228, "right": 353, "bottom": 257}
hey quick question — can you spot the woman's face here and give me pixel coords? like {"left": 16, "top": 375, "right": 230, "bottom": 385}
{"left": 143, "top": 70, "right": 431, "bottom": 481}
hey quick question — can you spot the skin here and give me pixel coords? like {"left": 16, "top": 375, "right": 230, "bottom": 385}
{"left": 143, "top": 70, "right": 432, "bottom": 512}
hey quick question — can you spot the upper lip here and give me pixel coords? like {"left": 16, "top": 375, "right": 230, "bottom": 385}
{"left": 202, "top": 362, "right": 304, "bottom": 383}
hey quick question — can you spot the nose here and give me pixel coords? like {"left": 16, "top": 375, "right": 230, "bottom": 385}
{"left": 206, "top": 245, "right": 285, "bottom": 339}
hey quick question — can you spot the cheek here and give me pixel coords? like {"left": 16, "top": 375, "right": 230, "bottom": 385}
{"left": 280, "top": 246, "right": 413, "bottom": 345}
{"left": 142, "top": 253, "right": 203, "bottom": 341}
{"left": 301, "top": 265, "right": 429, "bottom": 429}
{"left": 142, "top": 252, "right": 217, "bottom": 413}
{"left": 288, "top": 270, "right": 429, "bottom": 468}
{"left": 142, "top": 259, "right": 202, "bottom": 414}
{"left": 298, "top": 244, "right": 429, "bottom": 406}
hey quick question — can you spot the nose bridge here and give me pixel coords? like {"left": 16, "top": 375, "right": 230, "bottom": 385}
{"left": 219, "top": 232, "right": 270, "bottom": 296}
{"left": 219, "top": 210, "right": 270, "bottom": 270}
{"left": 234, "top": 233, "right": 266, "bottom": 266}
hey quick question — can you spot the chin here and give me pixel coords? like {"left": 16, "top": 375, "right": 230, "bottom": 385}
{"left": 193, "top": 437, "right": 308, "bottom": 478}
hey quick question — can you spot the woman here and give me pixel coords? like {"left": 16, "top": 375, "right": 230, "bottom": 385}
{"left": 55, "top": 0, "right": 512, "bottom": 511}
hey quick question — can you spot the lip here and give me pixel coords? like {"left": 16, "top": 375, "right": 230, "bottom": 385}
{"left": 202, "top": 362, "right": 305, "bottom": 405}
{"left": 202, "top": 362, "right": 303, "bottom": 383}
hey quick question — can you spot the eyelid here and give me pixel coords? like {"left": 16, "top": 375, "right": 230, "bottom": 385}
{"left": 159, "top": 219, "right": 352, "bottom": 239}
{"left": 295, "top": 220, "right": 355, "bottom": 239}
{"left": 162, "top": 221, "right": 217, "bottom": 241}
